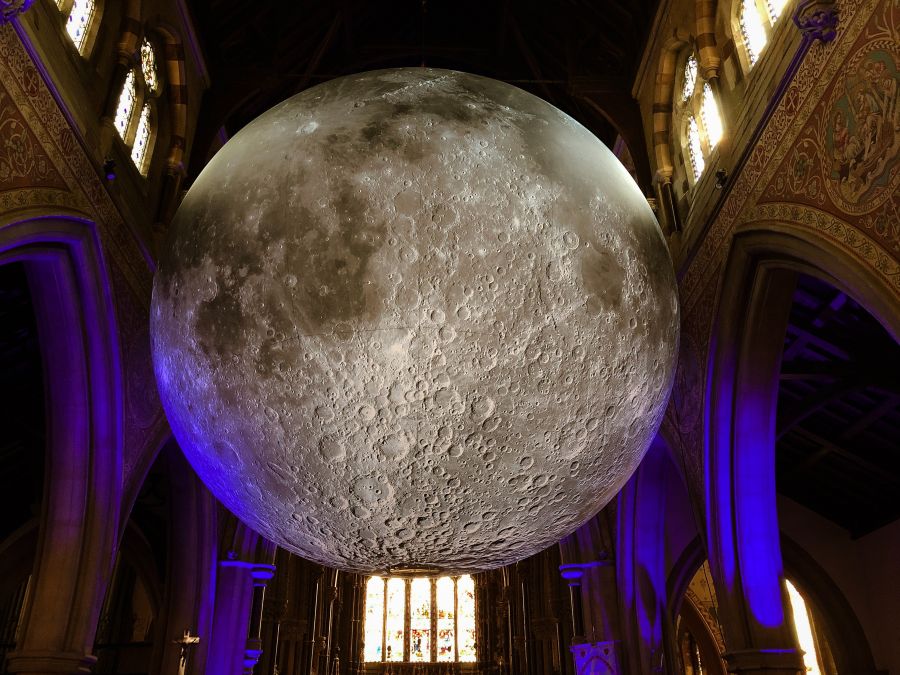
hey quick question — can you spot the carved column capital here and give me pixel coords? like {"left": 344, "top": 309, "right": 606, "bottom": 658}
{"left": 0, "top": 0, "right": 34, "bottom": 24}
{"left": 793, "top": 0, "right": 839, "bottom": 43}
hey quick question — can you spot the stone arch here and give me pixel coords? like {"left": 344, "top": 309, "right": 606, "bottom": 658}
{"left": 0, "top": 214, "right": 123, "bottom": 675}
{"left": 704, "top": 222, "right": 899, "bottom": 673}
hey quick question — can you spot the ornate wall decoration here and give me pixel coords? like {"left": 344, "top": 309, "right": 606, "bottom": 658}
{"left": 669, "top": 0, "right": 900, "bottom": 523}
{"left": 824, "top": 44, "right": 900, "bottom": 214}
{"left": 0, "top": 88, "right": 66, "bottom": 190}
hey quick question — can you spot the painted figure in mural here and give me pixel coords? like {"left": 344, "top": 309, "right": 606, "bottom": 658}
{"left": 828, "top": 52, "right": 900, "bottom": 204}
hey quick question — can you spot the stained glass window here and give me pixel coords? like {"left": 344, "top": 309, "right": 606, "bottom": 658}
{"left": 409, "top": 578, "right": 431, "bottom": 662}
{"left": 740, "top": 0, "right": 768, "bottom": 66}
{"left": 363, "top": 575, "right": 477, "bottom": 664}
{"left": 701, "top": 83, "right": 723, "bottom": 149}
{"left": 681, "top": 54, "right": 698, "bottom": 102}
{"left": 786, "top": 580, "right": 823, "bottom": 675}
{"left": 385, "top": 578, "right": 405, "bottom": 662}
{"left": 687, "top": 116, "right": 705, "bottom": 181}
{"left": 65, "top": 0, "right": 97, "bottom": 54}
{"left": 141, "top": 39, "right": 159, "bottom": 94}
{"left": 458, "top": 575, "right": 476, "bottom": 662}
{"left": 436, "top": 576, "right": 455, "bottom": 662}
{"left": 363, "top": 577, "right": 385, "bottom": 663}
{"left": 114, "top": 70, "right": 136, "bottom": 141}
{"left": 766, "top": 0, "right": 787, "bottom": 23}
{"left": 130, "top": 104, "right": 152, "bottom": 174}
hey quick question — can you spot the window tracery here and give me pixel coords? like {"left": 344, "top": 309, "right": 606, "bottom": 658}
{"left": 676, "top": 51, "right": 722, "bottom": 184}
{"left": 113, "top": 37, "right": 162, "bottom": 176}
{"left": 363, "top": 575, "right": 477, "bottom": 664}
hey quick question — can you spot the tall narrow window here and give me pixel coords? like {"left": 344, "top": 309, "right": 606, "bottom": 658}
{"left": 141, "top": 39, "right": 159, "bottom": 94}
{"left": 786, "top": 580, "right": 823, "bottom": 675}
{"left": 114, "top": 70, "right": 136, "bottom": 141}
{"left": 65, "top": 0, "right": 97, "bottom": 54}
{"left": 766, "top": 0, "right": 788, "bottom": 22}
{"left": 436, "top": 576, "right": 455, "bottom": 662}
{"left": 740, "top": 0, "right": 768, "bottom": 66}
{"left": 363, "top": 576, "right": 385, "bottom": 663}
{"left": 687, "top": 116, "right": 705, "bottom": 181}
{"left": 130, "top": 104, "right": 152, "bottom": 175}
{"left": 681, "top": 54, "right": 699, "bottom": 103}
{"left": 385, "top": 578, "right": 405, "bottom": 662}
{"left": 409, "top": 578, "right": 431, "bottom": 662}
{"left": 458, "top": 574, "right": 477, "bottom": 662}
{"left": 701, "top": 83, "right": 723, "bottom": 148}
{"left": 363, "top": 575, "right": 477, "bottom": 664}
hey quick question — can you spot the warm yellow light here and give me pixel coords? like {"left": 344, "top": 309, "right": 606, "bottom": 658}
{"left": 786, "top": 580, "right": 823, "bottom": 675}
{"left": 701, "top": 83, "right": 723, "bottom": 148}
{"left": 740, "top": 0, "right": 768, "bottom": 65}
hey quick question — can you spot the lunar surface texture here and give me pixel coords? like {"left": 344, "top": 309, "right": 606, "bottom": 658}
{"left": 151, "top": 68, "right": 679, "bottom": 573}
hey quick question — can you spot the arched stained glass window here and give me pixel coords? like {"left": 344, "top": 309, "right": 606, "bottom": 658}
{"left": 687, "top": 116, "right": 705, "bottom": 181}
{"left": 363, "top": 576, "right": 385, "bottom": 663}
{"left": 681, "top": 54, "right": 699, "bottom": 103}
{"left": 65, "top": 0, "right": 97, "bottom": 54}
{"left": 114, "top": 70, "right": 136, "bottom": 140}
{"left": 141, "top": 39, "right": 159, "bottom": 94}
{"left": 436, "top": 576, "right": 455, "bottom": 662}
{"left": 130, "top": 104, "right": 152, "bottom": 175}
{"left": 740, "top": 0, "right": 768, "bottom": 66}
{"left": 363, "top": 575, "right": 477, "bottom": 664}
{"left": 701, "top": 83, "right": 723, "bottom": 148}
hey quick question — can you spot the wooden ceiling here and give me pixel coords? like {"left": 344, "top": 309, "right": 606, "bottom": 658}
{"left": 776, "top": 274, "right": 900, "bottom": 538}
{"left": 185, "top": 0, "right": 660, "bottom": 184}
{"left": 0, "top": 264, "right": 44, "bottom": 542}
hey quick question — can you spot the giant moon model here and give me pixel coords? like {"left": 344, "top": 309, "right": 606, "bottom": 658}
{"left": 151, "top": 68, "right": 679, "bottom": 573}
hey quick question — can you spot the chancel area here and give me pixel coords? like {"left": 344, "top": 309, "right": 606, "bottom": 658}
{"left": 0, "top": 1, "right": 898, "bottom": 675}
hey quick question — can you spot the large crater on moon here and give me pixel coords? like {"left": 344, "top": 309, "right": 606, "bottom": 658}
{"left": 151, "top": 68, "right": 679, "bottom": 573}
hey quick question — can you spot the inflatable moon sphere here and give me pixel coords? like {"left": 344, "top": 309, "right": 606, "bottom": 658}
{"left": 151, "top": 68, "right": 679, "bottom": 573}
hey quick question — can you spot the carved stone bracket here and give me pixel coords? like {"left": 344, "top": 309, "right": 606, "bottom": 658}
{"left": 570, "top": 641, "right": 617, "bottom": 675}
{"left": 0, "top": 0, "right": 34, "bottom": 24}
{"left": 793, "top": 0, "right": 839, "bottom": 43}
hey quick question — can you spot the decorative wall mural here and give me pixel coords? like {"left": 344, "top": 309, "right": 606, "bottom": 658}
{"left": 825, "top": 46, "right": 900, "bottom": 213}
{"left": 0, "top": 89, "right": 65, "bottom": 190}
